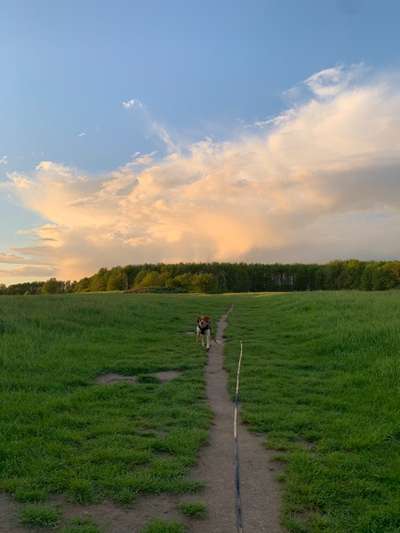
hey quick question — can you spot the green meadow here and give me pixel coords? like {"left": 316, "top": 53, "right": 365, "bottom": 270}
{"left": 0, "top": 291, "right": 400, "bottom": 532}
{"left": 225, "top": 291, "right": 400, "bottom": 532}
{"left": 0, "top": 293, "right": 227, "bottom": 529}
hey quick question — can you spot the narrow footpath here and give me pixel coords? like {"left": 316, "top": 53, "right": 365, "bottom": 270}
{"left": 189, "top": 307, "right": 283, "bottom": 533}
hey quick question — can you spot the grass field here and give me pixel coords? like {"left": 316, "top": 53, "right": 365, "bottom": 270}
{"left": 1, "top": 291, "right": 400, "bottom": 532}
{"left": 225, "top": 291, "right": 400, "bottom": 532}
{"left": 0, "top": 293, "right": 228, "bottom": 530}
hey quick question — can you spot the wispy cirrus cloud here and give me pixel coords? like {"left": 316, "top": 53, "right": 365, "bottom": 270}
{"left": 304, "top": 64, "right": 367, "bottom": 97}
{"left": 3, "top": 65, "right": 400, "bottom": 282}
{"left": 122, "top": 97, "right": 177, "bottom": 152}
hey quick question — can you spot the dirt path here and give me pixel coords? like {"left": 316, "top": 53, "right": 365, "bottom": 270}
{"left": 186, "top": 307, "right": 283, "bottom": 533}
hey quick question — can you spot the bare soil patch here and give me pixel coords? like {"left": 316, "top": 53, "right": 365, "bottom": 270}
{"left": 54, "top": 494, "right": 191, "bottom": 533}
{"left": 0, "top": 495, "right": 25, "bottom": 533}
{"left": 95, "top": 373, "right": 137, "bottom": 385}
{"left": 95, "top": 371, "right": 181, "bottom": 386}
{"left": 0, "top": 492, "right": 193, "bottom": 533}
{"left": 150, "top": 370, "right": 181, "bottom": 382}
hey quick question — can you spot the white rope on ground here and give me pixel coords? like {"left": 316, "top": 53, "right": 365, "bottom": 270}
{"left": 234, "top": 341, "right": 243, "bottom": 439}
{"left": 234, "top": 340, "right": 244, "bottom": 533}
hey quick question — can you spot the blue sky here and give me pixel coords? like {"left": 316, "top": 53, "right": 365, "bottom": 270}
{"left": 2, "top": 0, "right": 400, "bottom": 283}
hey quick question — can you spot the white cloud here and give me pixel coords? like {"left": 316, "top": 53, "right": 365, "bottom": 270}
{"left": 122, "top": 98, "right": 143, "bottom": 110}
{"left": 122, "top": 98, "right": 176, "bottom": 152}
{"left": 4, "top": 65, "right": 400, "bottom": 281}
{"left": 150, "top": 122, "right": 177, "bottom": 152}
{"left": 0, "top": 155, "right": 8, "bottom": 165}
{"left": 304, "top": 64, "right": 367, "bottom": 98}
{"left": 77, "top": 132, "right": 86, "bottom": 137}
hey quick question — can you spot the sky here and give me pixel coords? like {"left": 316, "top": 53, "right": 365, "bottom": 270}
{"left": 1, "top": 0, "right": 400, "bottom": 284}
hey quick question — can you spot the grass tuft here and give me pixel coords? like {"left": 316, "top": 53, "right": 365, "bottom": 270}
{"left": 14, "top": 486, "right": 48, "bottom": 503}
{"left": 68, "top": 479, "right": 97, "bottom": 504}
{"left": 141, "top": 519, "right": 186, "bottom": 533}
{"left": 20, "top": 504, "right": 61, "bottom": 528}
{"left": 178, "top": 501, "right": 207, "bottom": 519}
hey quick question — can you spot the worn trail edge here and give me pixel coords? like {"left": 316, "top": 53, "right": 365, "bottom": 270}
{"left": 189, "top": 307, "right": 283, "bottom": 533}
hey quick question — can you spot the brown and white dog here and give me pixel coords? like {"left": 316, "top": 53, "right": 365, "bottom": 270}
{"left": 196, "top": 316, "right": 211, "bottom": 350}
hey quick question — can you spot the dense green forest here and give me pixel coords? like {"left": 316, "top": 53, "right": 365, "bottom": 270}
{"left": 1, "top": 260, "right": 400, "bottom": 295}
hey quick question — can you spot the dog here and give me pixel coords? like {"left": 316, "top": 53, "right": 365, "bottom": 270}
{"left": 196, "top": 315, "right": 212, "bottom": 350}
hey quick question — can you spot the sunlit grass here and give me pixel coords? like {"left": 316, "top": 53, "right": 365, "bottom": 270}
{"left": 225, "top": 291, "right": 400, "bottom": 532}
{"left": 2, "top": 290, "right": 399, "bottom": 532}
{"left": 178, "top": 500, "right": 207, "bottom": 519}
{"left": 0, "top": 293, "right": 228, "bottom": 508}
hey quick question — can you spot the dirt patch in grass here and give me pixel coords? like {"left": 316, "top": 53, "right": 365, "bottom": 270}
{"left": 0, "top": 494, "right": 24, "bottom": 533}
{"left": 150, "top": 371, "right": 181, "bottom": 383}
{"left": 58, "top": 494, "right": 190, "bottom": 533}
{"left": 96, "top": 371, "right": 181, "bottom": 386}
{"left": 0, "top": 492, "right": 192, "bottom": 533}
{"left": 95, "top": 373, "right": 137, "bottom": 385}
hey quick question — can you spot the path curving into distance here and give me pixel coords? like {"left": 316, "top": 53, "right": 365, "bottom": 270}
{"left": 188, "top": 307, "right": 283, "bottom": 533}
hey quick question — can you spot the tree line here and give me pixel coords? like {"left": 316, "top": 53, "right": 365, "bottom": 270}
{"left": 1, "top": 260, "right": 400, "bottom": 295}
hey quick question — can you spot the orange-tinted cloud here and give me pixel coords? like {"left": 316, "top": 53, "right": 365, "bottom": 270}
{"left": 4, "top": 65, "right": 400, "bottom": 282}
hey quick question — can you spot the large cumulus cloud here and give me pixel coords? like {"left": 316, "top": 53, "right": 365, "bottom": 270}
{"left": 3, "top": 65, "right": 400, "bottom": 281}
